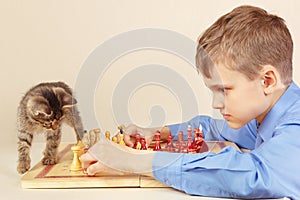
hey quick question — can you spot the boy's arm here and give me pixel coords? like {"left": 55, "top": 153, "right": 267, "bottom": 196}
{"left": 152, "top": 121, "right": 300, "bottom": 199}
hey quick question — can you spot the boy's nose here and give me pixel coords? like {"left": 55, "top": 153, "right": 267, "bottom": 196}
{"left": 212, "top": 94, "right": 224, "bottom": 109}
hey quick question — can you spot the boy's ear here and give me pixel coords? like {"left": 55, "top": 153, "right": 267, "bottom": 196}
{"left": 260, "top": 65, "right": 279, "bottom": 95}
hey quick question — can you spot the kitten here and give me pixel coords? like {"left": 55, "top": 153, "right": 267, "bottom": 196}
{"left": 17, "top": 81, "right": 84, "bottom": 174}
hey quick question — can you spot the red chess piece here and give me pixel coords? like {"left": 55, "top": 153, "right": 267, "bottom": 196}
{"left": 197, "top": 125, "right": 203, "bottom": 138}
{"left": 133, "top": 134, "right": 141, "bottom": 149}
{"left": 140, "top": 138, "right": 147, "bottom": 150}
{"left": 187, "top": 125, "right": 192, "bottom": 137}
{"left": 194, "top": 137, "right": 209, "bottom": 153}
{"left": 165, "top": 134, "right": 175, "bottom": 152}
{"left": 194, "top": 136, "right": 204, "bottom": 153}
{"left": 187, "top": 130, "right": 194, "bottom": 153}
{"left": 153, "top": 131, "right": 161, "bottom": 151}
{"left": 193, "top": 125, "right": 209, "bottom": 153}
{"left": 176, "top": 131, "right": 186, "bottom": 153}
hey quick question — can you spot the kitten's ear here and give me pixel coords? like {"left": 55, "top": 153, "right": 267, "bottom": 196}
{"left": 27, "top": 97, "right": 52, "bottom": 117}
{"left": 53, "top": 87, "right": 77, "bottom": 108}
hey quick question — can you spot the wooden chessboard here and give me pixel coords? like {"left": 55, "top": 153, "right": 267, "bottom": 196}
{"left": 21, "top": 141, "right": 240, "bottom": 189}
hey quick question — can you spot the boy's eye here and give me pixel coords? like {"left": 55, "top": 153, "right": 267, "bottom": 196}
{"left": 218, "top": 88, "right": 227, "bottom": 93}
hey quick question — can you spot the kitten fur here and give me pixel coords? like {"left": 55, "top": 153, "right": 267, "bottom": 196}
{"left": 17, "top": 81, "right": 84, "bottom": 174}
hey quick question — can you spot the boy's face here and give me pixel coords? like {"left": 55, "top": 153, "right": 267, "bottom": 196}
{"left": 203, "top": 63, "right": 271, "bottom": 129}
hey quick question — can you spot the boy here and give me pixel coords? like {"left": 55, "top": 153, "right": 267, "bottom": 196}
{"left": 81, "top": 5, "right": 300, "bottom": 199}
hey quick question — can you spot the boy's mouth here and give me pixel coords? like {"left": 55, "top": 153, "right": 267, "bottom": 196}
{"left": 222, "top": 114, "right": 231, "bottom": 120}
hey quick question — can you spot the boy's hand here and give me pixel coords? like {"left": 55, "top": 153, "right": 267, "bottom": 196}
{"left": 120, "top": 124, "right": 157, "bottom": 147}
{"left": 80, "top": 133, "right": 156, "bottom": 176}
{"left": 80, "top": 152, "right": 126, "bottom": 176}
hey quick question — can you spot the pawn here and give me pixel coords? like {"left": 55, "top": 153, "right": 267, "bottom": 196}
{"left": 112, "top": 136, "right": 118, "bottom": 143}
{"left": 94, "top": 128, "right": 101, "bottom": 143}
{"left": 70, "top": 145, "right": 82, "bottom": 172}
{"left": 119, "top": 134, "right": 126, "bottom": 146}
{"left": 153, "top": 131, "right": 161, "bottom": 151}
{"left": 105, "top": 131, "right": 111, "bottom": 140}
{"left": 165, "top": 134, "right": 175, "bottom": 152}
{"left": 176, "top": 131, "right": 186, "bottom": 153}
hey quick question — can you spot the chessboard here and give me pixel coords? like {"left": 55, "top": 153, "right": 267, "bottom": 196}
{"left": 21, "top": 141, "right": 240, "bottom": 189}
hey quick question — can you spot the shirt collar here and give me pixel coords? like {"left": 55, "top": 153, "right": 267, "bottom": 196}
{"left": 257, "top": 82, "right": 299, "bottom": 143}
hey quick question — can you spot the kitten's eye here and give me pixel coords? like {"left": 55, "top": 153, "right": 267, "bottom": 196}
{"left": 43, "top": 122, "right": 51, "bottom": 127}
{"left": 35, "top": 111, "right": 45, "bottom": 117}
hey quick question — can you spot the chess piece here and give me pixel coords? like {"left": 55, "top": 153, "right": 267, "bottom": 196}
{"left": 198, "top": 124, "right": 203, "bottom": 138}
{"left": 133, "top": 134, "right": 141, "bottom": 149}
{"left": 105, "top": 131, "right": 111, "bottom": 140}
{"left": 94, "top": 128, "right": 101, "bottom": 134}
{"left": 153, "top": 131, "right": 161, "bottom": 151}
{"left": 176, "top": 131, "right": 186, "bottom": 153}
{"left": 112, "top": 136, "right": 118, "bottom": 143}
{"left": 140, "top": 138, "right": 147, "bottom": 150}
{"left": 94, "top": 128, "right": 101, "bottom": 142}
{"left": 165, "top": 134, "right": 175, "bottom": 152}
{"left": 70, "top": 145, "right": 82, "bottom": 172}
{"left": 119, "top": 134, "right": 126, "bottom": 146}
{"left": 192, "top": 124, "right": 209, "bottom": 153}
{"left": 187, "top": 130, "right": 194, "bottom": 153}
{"left": 187, "top": 125, "right": 192, "bottom": 136}
{"left": 118, "top": 125, "right": 125, "bottom": 134}
{"left": 194, "top": 136, "right": 204, "bottom": 153}
{"left": 89, "top": 130, "right": 96, "bottom": 146}
{"left": 82, "top": 132, "right": 90, "bottom": 149}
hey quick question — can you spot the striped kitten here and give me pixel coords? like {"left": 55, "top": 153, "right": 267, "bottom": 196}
{"left": 17, "top": 82, "right": 84, "bottom": 174}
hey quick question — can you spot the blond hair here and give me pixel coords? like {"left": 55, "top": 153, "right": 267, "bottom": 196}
{"left": 196, "top": 5, "right": 293, "bottom": 85}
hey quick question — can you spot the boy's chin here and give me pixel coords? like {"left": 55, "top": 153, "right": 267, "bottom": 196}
{"left": 226, "top": 121, "right": 245, "bottom": 130}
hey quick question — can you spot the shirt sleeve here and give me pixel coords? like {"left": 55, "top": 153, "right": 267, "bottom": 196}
{"left": 167, "top": 115, "right": 256, "bottom": 149}
{"left": 152, "top": 121, "right": 300, "bottom": 199}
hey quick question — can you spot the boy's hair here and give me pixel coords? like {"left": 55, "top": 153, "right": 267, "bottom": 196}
{"left": 196, "top": 5, "right": 293, "bottom": 85}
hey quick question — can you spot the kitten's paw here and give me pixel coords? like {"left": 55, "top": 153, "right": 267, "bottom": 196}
{"left": 42, "top": 157, "right": 57, "bottom": 165}
{"left": 17, "top": 161, "right": 31, "bottom": 174}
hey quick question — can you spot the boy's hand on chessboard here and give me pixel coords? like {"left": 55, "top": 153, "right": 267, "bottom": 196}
{"left": 119, "top": 124, "right": 156, "bottom": 147}
{"left": 80, "top": 132, "right": 155, "bottom": 175}
{"left": 80, "top": 152, "right": 126, "bottom": 176}
{"left": 80, "top": 152, "right": 98, "bottom": 175}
